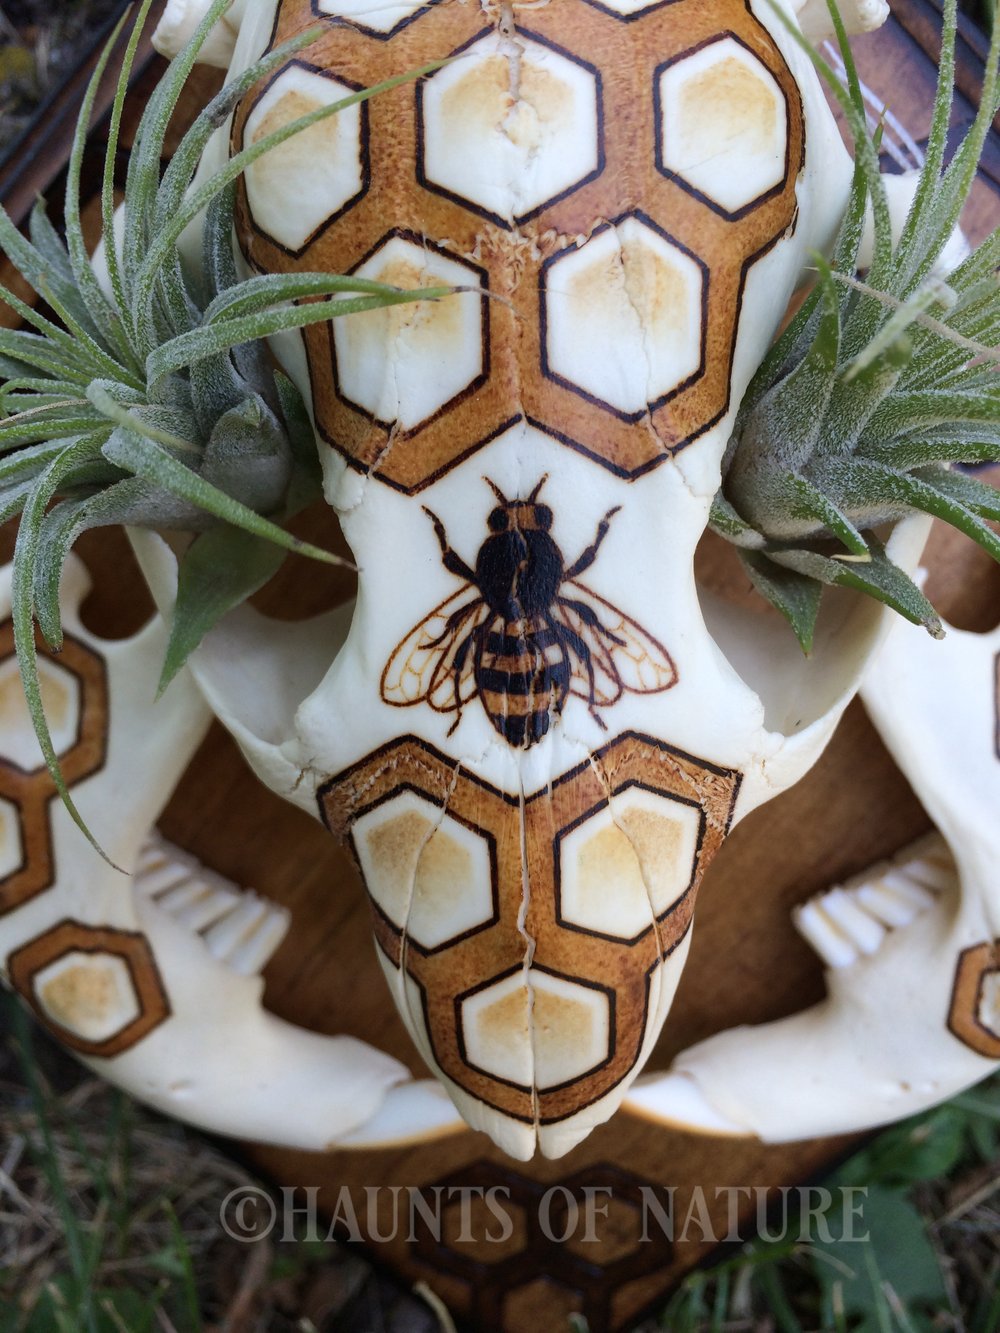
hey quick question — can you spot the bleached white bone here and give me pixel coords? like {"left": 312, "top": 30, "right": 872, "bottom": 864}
{"left": 152, "top": 0, "right": 249, "bottom": 68}
{"left": 138, "top": 0, "right": 943, "bottom": 1160}
{"left": 625, "top": 600, "right": 1000, "bottom": 1140}
{"left": 794, "top": 0, "right": 890, "bottom": 40}
{"left": 17, "top": 0, "right": 965, "bottom": 1162}
{"left": 0, "top": 553, "right": 432, "bottom": 1151}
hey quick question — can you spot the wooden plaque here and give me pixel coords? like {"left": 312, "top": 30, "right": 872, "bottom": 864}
{"left": 0, "top": 3, "right": 997, "bottom": 1329}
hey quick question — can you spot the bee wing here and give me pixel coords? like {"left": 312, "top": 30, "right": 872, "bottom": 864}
{"left": 560, "top": 582, "right": 679, "bottom": 698}
{"left": 381, "top": 588, "right": 488, "bottom": 712}
{"left": 552, "top": 599, "right": 627, "bottom": 706}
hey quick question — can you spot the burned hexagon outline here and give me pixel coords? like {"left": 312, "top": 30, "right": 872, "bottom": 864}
{"left": 9, "top": 919, "right": 171, "bottom": 1058}
{"left": 320, "top": 731, "right": 741, "bottom": 1126}
{"left": 238, "top": 58, "right": 371, "bottom": 259}
{"left": 554, "top": 778, "right": 706, "bottom": 947}
{"left": 538, "top": 210, "right": 709, "bottom": 425}
{"left": 347, "top": 779, "right": 501, "bottom": 956}
{"left": 0, "top": 621, "right": 109, "bottom": 917}
{"left": 653, "top": 31, "right": 793, "bottom": 223}
{"left": 309, "top": 0, "right": 441, "bottom": 41}
{"left": 324, "top": 227, "right": 491, "bottom": 440}
{"left": 415, "top": 26, "right": 606, "bottom": 231}
{"left": 947, "top": 940, "right": 1000, "bottom": 1060}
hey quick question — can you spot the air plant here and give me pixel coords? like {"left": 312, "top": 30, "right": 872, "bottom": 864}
{"left": 0, "top": 0, "right": 448, "bottom": 849}
{"left": 712, "top": 0, "right": 1000, "bottom": 651}
{"left": 0, "top": 0, "right": 997, "bottom": 850}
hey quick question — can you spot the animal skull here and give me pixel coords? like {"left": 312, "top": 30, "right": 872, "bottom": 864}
{"left": 0, "top": 0, "right": 949, "bottom": 1161}
{"left": 628, "top": 587, "right": 1000, "bottom": 1139}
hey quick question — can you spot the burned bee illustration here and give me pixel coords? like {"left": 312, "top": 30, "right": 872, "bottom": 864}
{"left": 381, "top": 479, "right": 678, "bottom": 748}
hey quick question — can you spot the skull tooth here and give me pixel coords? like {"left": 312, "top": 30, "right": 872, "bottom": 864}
{"left": 794, "top": 837, "right": 953, "bottom": 969}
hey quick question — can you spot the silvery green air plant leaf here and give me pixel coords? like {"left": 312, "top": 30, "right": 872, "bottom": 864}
{"left": 0, "top": 0, "right": 451, "bottom": 854}
{"left": 712, "top": 0, "right": 1000, "bottom": 652}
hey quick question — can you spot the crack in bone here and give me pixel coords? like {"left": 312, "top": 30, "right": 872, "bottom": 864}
{"left": 396, "top": 759, "right": 465, "bottom": 1068}
{"left": 586, "top": 751, "right": 668, "bottom": 1048}
{"left": 516, "top": 776, "right": 540, "bottom": 1133}
{"left": 587, "top": 751, "right": 667, "bottom": 958}
{"left": 614, "top": 223, "right": 660, "bottom": 433}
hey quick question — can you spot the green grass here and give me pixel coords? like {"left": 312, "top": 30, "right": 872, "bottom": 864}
{"left": 649, "top": 1076, "right": 1000, "bottom": 1332}
{"left": 0, "top": 997, "right": 203, "bottom": 1333}
{"left": 0, "top": 996, "right": 438, "bottom": 1332}
{"left": 3, "top": 989, "right": 998, "bottom": 1331}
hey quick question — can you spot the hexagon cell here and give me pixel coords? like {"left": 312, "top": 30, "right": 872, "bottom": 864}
{"left": 459, "top": 968, "right": 611, "bottom": 1090}
{"left": 0, "top": 655, "right": 80, "bottom": 770}
{"left": 543, "top": 216, "right": 705, "bottom": 417}
{"left": 332, "top": 235, "right": 486, "bottom": 428}
{"left": 420, "top": 30, "right": 601, "bottom": 225}
{"left": 34, "top": 951, "right": 141, "bottom": 1043}
{"left": 558, "top": 790, "right": 702, "bottom": 938}
{"left": 0, "top": 797, "right": 22, "bottom": 880}
{"left": 978, "top": 971, "right": 1000, "bottom": 1040}
{"left": 657, "top": 37, "right": 788, "bottom": 215}
{"left": 242, "top": 63, "right": 366, "bottom": 252}
{"left": 315, "top": 0, "right": 428, "bottom": 35}
{"left": 353, "top": 791, "right": 495, "bottom": 948}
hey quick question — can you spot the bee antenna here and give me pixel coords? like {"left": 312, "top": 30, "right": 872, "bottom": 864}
{"left": 528, "top": 475, "right": 549, "bottom": 502}
{"left": 484, "top": 477, "right": 508, "bottom": 504}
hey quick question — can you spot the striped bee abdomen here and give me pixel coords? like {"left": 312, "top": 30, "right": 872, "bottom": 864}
{"left": 478, "top": 619, "right": 570, "bottom": 748}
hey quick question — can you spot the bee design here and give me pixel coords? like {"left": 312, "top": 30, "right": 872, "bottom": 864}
{"left": 381, "top": 479, "right": 679, "bottom": 748}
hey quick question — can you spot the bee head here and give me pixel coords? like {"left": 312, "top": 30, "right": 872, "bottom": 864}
{"left": 485, "top": 477, "right": 552, "bottom": 532}
{"left": 488, "top": 502, "right": 554, "bottom": 533}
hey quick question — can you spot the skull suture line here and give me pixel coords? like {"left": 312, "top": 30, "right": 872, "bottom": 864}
{"left": 4, "top": 0, "right": 971, "bottom": 1163}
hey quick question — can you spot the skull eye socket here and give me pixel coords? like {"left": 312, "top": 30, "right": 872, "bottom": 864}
{"left": 250, "top": 502, "right": 358, "bottom": 621}
{"left": 921, "top": 525, "right": 1000, "bottom": 635}
{"left": 693, "top": 527, "right": 899, "bottom": 739}
{"left": 75, "top": 529, "right": 156, "bottom": 641}
{"left": 488, "top": 508, "right": 509, "bottom": 533}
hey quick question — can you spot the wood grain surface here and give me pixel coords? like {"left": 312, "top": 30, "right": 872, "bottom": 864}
{"left": 0, "top": 2, "right": 997, "bottom": 1328}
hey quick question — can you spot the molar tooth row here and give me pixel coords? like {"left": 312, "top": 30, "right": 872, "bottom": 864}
{"left": 135, "top": 834, "right": 290, "bottom": 975}
{"left": 793, "top": 832, "right": 958, "bottom": 969}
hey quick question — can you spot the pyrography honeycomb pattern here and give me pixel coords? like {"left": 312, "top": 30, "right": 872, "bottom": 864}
{"left": 655, "top": 35, "right": 790, "bottom": 217}
{"left": 418, "top": 28, "right": 603, "bottom": 226}
{"left": 240, "top": 0, "right": 796, "bottom": 1134}
{"left": 9, "top": 920, "right": 171, "bottom": 1058}
{"left": 0, "top": 622, "right": 169, "bottom": 1058}
{"left": 352, "top": 787, "right": 498, "bottom": 951}
{"left": 0, "top": 619, "right": 108, "bottom": 917}
{"left": 322, "top": 733, "right": 741, "bottom": 1126}
{"left": 235, "top": 0, "right": 804, "bottom": 493}
{"left": 948, "top": 940, "right": 1000, "bottom": 1060}
{"left": 242, "top": 60, "right": 369, "bottom": 254}
{"left": 329, "top": 232, "right": 488, "bottom": 430}
{"left": 410, "top": 1160, "right": 675, "bottom": 1330}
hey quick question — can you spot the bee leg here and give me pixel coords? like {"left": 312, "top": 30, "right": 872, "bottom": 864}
{"left": 564, "top": 505, "right": 622, "bottom": 580}
{"left": 422, "top": 506, "right": 476, "bottom": 583}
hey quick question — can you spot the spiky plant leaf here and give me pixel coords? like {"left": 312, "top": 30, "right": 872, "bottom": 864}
{"left": 713, "top": 0, "right": 1000, "bottom": 650}
{"left": 161, "top": 527, "right": 286, "bottom": 695}
{"left": 0, "top": 0, "right": 451, "bottom": 854}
